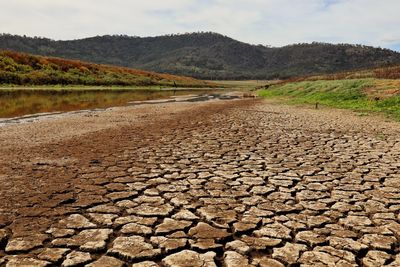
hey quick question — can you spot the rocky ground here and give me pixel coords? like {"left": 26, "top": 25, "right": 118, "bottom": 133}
{"left": 0, "top": 97, "right": 400, "bottom": 266}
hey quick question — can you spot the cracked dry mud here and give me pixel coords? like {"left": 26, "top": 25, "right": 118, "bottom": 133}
{"left": 1, "top": 98, "right": 400, "bottom": 266}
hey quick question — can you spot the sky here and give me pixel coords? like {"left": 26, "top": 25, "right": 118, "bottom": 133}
{"left": 1, "top": 0, "right": 400, "bottom": 51}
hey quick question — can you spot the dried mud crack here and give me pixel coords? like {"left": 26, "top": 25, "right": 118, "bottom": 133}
{"left": 0, "top": 98, "right": 400, "bottom": 266}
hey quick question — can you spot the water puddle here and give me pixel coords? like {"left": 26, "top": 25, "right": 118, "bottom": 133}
{"left": 0, "top": 88, "right": 239, "bottom": 125}
{"left": 0, "top": 88, "right": 228, "bottom": 119}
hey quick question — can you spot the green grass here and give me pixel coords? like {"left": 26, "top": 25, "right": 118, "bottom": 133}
{"left": 258, "top": 79, "right": 400, "bottom": 121}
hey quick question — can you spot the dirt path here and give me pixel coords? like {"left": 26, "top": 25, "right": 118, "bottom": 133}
{"left": 0, "top": 98, "right": 400, "bottom": 266}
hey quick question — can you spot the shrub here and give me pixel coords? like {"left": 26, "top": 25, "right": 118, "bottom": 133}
{"left": 0, "top": 50, "right": 210, "bottom": 87}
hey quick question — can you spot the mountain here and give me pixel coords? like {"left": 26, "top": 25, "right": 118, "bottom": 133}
{"left": 1, "top": 32, "right": 400, "bottom": 80}
{"left": 0, "top": 50, "right": 211, "bottom": 87}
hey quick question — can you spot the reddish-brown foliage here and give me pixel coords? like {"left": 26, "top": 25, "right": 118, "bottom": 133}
{"left": 274, "top": 65, "right": 400, "bottom": 86}
{"left": 0, "top": 50, "right": 213, "bottom": 86}
{"left": 373, "top": 66, "right": 400, "bottom": 79}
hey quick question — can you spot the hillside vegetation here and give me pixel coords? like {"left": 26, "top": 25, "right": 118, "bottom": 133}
{"left": 279, "top": 65, "right": 400, "bottom": 83}
{"left": 259, "top": 66, "right": 400, "bottom": 121}
{"left": 0, "top": 50, "right": 212, "bottom": 87}
{"left": 1, "top": 32, "right": 400, "bottom": 80}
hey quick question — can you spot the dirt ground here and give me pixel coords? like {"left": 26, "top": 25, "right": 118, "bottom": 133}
{"left": 0, "top": 98, "right": 400, "bottom": 266}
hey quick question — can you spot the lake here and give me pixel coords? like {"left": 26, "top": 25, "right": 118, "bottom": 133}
{"left": 0, "top": 88, "right": 223, "bottom": 118}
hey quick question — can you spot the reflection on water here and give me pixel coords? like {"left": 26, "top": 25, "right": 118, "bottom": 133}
{"left": 0, "top": 88, "right": 221, "bottom": 118}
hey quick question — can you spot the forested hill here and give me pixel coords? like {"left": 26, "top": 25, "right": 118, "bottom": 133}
{"left": 1, "top": 32, "right": 400, "bottom": 80}
{"left": 0, "top": 50, "right": 211, "bottom": 87}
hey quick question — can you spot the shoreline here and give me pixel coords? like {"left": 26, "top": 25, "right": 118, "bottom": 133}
{"left": 0, "top": 92, "right": 239, "bottom": 126}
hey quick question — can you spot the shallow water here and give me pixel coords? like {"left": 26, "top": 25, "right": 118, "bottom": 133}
{"left": 0, "top": 88, "right": 222, "bottom": 118}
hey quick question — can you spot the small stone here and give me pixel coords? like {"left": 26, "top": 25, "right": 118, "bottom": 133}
{"left": 62, "top": 251, "right": 92, "bottom": 267}
{"left": 241, "top": 216, "right": 262, "bottom": 225}
{"left": 360, "top": 225, "right": 393, "bottom": 235}
{"left": 5, "top": 234, "right": 47, "bottom": 252}
{"left": 327, "top": 225, "right": 358, "bottom": 239}
{"left": 162, "top": 250, "right": 216, "bottom": 267}
{"left": 331, "top": 202, "right": 361, "bottom": 212}
{"left": 86, "top": 256, "right": 124, "bottom": 267}
{"left": 226, "top": 240, "right": 250, "bottom": 254}
{"left": 224, "top": 251, "right": 251, "bottom": 267}
{"left": 108, "top": 236, "right": 161, "bottom": 261}
{"left": 167, "top": 231, "right": 187, "bottom": 238}
{"left": 296, "top": 231, "right": 326, "bottom": 246}
{"left": 151, "top": 236, "right": 187, "bottom": 252}
{"left": 87, "top": 204, "right": 121, "bottom": 214}
{"left": 157, "top": 184, "right": 186, "bottom": 193}
{"left": 317, "top": 246, "right": 356, "bottom": 263}
{"left": 103, "top": 182, "right": 128, "bottom": 190}
{"left": 127, "top": 203, "right": 174, "bottom": 216}
{"left": 188, "top": 222, "right": 230, "bottom": 240}
{"left": 106, "top": 191, "right": 138, "bottom": 201}
{"left": 362, "top": 250, "right": 391, "bottom": 267}
{"left": 253, "top": 257, "right": 284, "bottom": 267}
{"left": 233, "top": 222, "right": 258, "bottom": 233}
{"left": 172, "top": 210, "right": 200, "bottom": 220}
{"left": 240, "top": 236, "right": 282, "bottom": 250}
{"left": 299, "top": 250, "right": 356, "bottom": 267}
{"left": 88, "top": 213, "right": 118, "bottom": 226}
{"left": 6, "top": 257, "right": 50, "bottom": 267}
{"left": 284, "top": 220, "right": 307, "bottom": 231}
{"left": 52, "top": 229, "right": 113, "bottom": 252}
{"left": 328, "top": 237, "right": 368, "bottom": 252}
{"left": 299, "top": 246, "right": 357, "bottom": 266}
{"left": 155, "top": 218, "right": 192, "bottom": 234}
{"left": 388, "top": 222, "right": 400, "bottom": 236}
{"left": 77, "top": 229, "right": 113, "bottom": 252}
{"left": 116, "top": 200, "right": 137, "bottom": 209}
{"left": 339, "top": 216, "right": 372, "bottom": 229}
{"left": 38, "top": 248, "right": 70, "bottom": 263}
{"left": 198, "top": 206, "right": 237, "bottom": 226}
{"left": 254, "top": 223, "right": 291, "bottom": 239}
{"left": 134, "top": 195, "right": 164, "bottom": 204}
{"left": 245, "top": 207, "right": 274, "bottom": 217}
{"left": 114, "top": 216, "right": 157, "bottom": 227}
{"left": 189, "top": 239, "right": 223, "bottom": 250}
{"left": 359, "top": 234, "right": 396, "bottom": 250}
{"left": 121, "top": 223, "right": 152, "bottom": 235}
{"left": 58, "top": 214, "right": 97, "bottom": 229}
{"left": 273, "top": 243, "right": 307, "bottom": 264}
{"left": 306, "top": 216, "right": 331, "bottom": 228}
{"left": 131, "top": 261, "right": 159, "bottom": 267}
{"left": 46, "top": 228, "right": 75, "bottom": 238}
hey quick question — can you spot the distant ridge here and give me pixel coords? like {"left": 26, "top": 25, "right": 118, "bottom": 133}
{"left": 1, "top": 32, "right": 400, "bottom": 79}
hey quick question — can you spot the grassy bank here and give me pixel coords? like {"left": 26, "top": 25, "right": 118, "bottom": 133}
{"left": 258, "top": 79, "right": 400, "bottom": 121}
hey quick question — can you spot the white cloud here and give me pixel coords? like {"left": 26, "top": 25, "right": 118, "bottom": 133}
{"left": 0, "top": 0, "right": 399, "bottom": 50}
